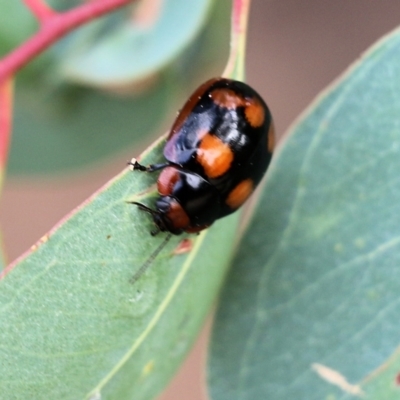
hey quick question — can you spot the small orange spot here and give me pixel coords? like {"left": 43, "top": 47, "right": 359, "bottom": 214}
{"left": 173, "top": 239, "right": 193, "bottom": 255}
{"left": 40, "top": 234, "right": 49, "bottom": 244}
{"left": 395, "top": 372, "right": 400, "bottom": 386}
{"left": 244, "top": 97, "right": 265, "bottom": 128}
{"left": 157, "top": 167, "right": 180, "bottom": 196}
{"left": 226, "top": 179, "right": 254, "bottom": 209}
{"left": 197, "top": 133, "right": 233, "bottom": 178}
{"left": 267, "top": 122, "right": 275, "bottom": 152}
{"left": 210, "top": 88, "right": 244, "bottom": 109}
{"left": 30, "top": 234, "right": 50, "bottom": 252}
{"left": 140, "top": 360, "right": 155, "bottom": 378}
{"left": 166, "top": 200, "right": 190, "bottom": 230}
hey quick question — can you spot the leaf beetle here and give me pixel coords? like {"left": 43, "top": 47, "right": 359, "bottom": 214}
{"left": 128, "top": 77, "right": 275, "bottom": 237}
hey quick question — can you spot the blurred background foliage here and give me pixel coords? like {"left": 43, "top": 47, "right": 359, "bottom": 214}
{"left": 1, "top": 0, "right": 230, "bottom": 175}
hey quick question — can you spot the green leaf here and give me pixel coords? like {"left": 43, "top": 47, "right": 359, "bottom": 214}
{"left": 10, "top": 80, "right": 172, "bottom": 174}
{"left": 208, "top": 28, "right": 400, "bottom": 399}
{"left": 0, "top": 138, "right": 239, "bottom": 399}
{"left": 61, "top": 0, "right": 213, "bottom": 86}
{"left": 8, "top": 0, "right": 230, "bottom": 175}
{"left": 0, "top": 1, "right": 36, "bottom": 54}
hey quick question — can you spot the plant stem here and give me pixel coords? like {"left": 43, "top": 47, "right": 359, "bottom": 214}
{"left": 0, "top": 0, "right": 134, "bottom": 83}
{"left": 23, "top": 0, "right": 57, "bottom": 23}
{"left": 0, "top": 78, "right": 13, "bottom": 171}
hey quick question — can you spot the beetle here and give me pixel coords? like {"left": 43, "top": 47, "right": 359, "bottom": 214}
{"left": 129, "top": 77, "right": 274, "bottom": 236}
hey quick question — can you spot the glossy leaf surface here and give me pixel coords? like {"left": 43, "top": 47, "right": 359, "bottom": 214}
{"left": 209, "top": 28, "right": 400, "bottom": 400}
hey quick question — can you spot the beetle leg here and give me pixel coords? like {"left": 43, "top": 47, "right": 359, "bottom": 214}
{"left": 127, "top": 201, "right": 164, "bottom": 236}
{"left": 150, "top": 226, "right": 160, "bottom": 236}
{"left": 128, "top": 158, "right": 169, "bottom": 173}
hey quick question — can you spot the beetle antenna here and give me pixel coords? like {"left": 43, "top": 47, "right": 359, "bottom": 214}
{"left": 127, "top": 201, "right": 158, "bottom": 216}
{"left": 130, "top": 233, "right": 173, "bottom": 284}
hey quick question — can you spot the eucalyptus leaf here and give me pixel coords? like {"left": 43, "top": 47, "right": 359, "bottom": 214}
{"left": 0, "top": 139, "right": 239, "bottom": 400}
{"left": 0, "top": 1, "right": 36, "bottom": 54}
{"left": 209, "top": 27, "right": 400, "bottom": 400}
{"left": 61, "top": 0, "right": 213, "bottom": 86}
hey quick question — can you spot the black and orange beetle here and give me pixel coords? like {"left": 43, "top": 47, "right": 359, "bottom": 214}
{"left": 128, "top": 77, "right": 274, "bottom": 236}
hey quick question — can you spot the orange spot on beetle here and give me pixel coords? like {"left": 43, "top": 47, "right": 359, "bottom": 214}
{"left": 244, "top": 97, "right": 265, "bottom": 128}
{"left": 210, "top": 88, "right": 244, "bottom": 109}
{"left": 166, "top": 200, "right": 190, "bottom": 230}
{"left": 197, "top": 133, "right": 234, "bottom": 178}
{"left": 226, "top": 179, "right": 254, "bottom": 209}
{"left": 157, "top": 166, "right": 180, "bottom": 196}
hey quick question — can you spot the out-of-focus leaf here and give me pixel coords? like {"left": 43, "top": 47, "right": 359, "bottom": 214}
{"left": 0, "top": 1, "right": 57, "bottom": 80}
{"left": 8, "top": 0, "right": 230, "bottom": 175}
{"left": 61, "top": 0, "right": 213, "bottom": 86}
{"left": 208, "top": 27, "right": 400, "bottom": 399}
{"left": 0, "top": 2, "right": 36, "bottom": 54}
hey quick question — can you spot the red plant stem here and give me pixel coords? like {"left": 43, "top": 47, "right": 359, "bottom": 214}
{"left": 0, "top": 0, "right": 134, "bottom": 83}
{"left": 0, "top": 79, "right": 13, "bottom": 167}
{"left": 23, "top": 0, "right": 57, "bottom": 23}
